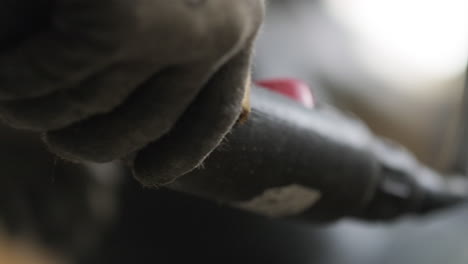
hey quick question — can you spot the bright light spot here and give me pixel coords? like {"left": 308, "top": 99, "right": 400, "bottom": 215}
{"left": 325, "top": 0, "right": 468, "bottom": 95}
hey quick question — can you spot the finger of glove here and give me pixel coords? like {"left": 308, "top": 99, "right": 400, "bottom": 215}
{"left": 0, "top": 0, "right": 260, "bottom": 128}
{"left": 133, "top": 45, "right": 254, "bottom": 187}
{"left": 0, "top": 0, "right": 236, "bottom": 131}
{"left": 44, "top": 62, "right": 219, "bottom": 163}
{"left": 130, "top": 0, "right": 264, "bottom": 64}
{"left": 0, "top": 0, "right": 134, "bottom": 100}
{"left": 132, "top": 0, "right": 265, "bottom": 186}
{"left": 0, "top": 62, "right": 161, "bottom": 131}
{"left": 41, "top": 0, "right": 264, "bottom": 162}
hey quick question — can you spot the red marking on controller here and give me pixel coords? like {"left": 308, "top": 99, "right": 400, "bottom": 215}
{"left": 256, "top": 78, "right": 314, "bottom": 108}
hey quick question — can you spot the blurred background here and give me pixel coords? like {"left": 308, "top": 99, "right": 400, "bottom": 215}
{"left": 255, "top": 0, "right": 468, "bottom": 172}
{"left": 1, "top": 0, "right": 468, "bottom": 263}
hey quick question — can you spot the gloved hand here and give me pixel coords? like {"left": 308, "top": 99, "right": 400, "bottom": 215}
{"left": 0, "top": 0, "right": 265, "bottom": 185}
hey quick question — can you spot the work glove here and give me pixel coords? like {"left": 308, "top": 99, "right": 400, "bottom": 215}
{"left": 0, "top": 0, "right": 265, "bottom": 186}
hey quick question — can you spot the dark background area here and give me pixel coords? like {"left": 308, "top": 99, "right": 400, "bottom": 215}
{"left": 83, "top": 177, "right": 468, "bottom": 264}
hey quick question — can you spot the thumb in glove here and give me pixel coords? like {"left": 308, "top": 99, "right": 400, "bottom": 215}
{"left": 0, "top": 0, "right": 265, "bottom": 171}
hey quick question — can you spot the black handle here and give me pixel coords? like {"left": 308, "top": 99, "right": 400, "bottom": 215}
{"left": 168, "top": 86, "right": 466, "bottom": 221}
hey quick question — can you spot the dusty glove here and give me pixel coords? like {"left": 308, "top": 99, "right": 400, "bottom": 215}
{"left": 0, "top": 0, "right": 265, "bottom": 185}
